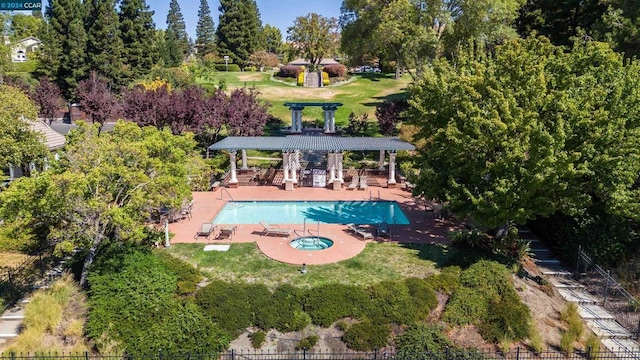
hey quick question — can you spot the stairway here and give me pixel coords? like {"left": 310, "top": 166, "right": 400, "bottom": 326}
{"left": 304, "top": 72, "right": 319, "bottom": 87}
{"left": 522, "top": 228, "right": 640, "bottom": 357}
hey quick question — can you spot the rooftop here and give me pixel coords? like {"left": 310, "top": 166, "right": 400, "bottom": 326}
{"left": 208, "top": 136, "right": 415, "bottom": 152}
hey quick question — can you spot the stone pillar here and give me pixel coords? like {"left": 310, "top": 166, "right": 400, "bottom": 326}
{"left": 378, "top": 150, "right": 385, "bottom": 171}
{"left": 229, "top": 151, "right": 238, "bottom": 188}
{"left": 241, "top": 149, "right": 248, "bottom": 170}
{"left": 295, "top": 109, "right": 304, "bottom": 132}
{"left": 283, "top": 152, "right": 290, "bottom": 182}
{"left": 328, "top": 152, "right": 336, "bottom": 184}
{"left": 291, "top": 151, "right": 298, "bottom": 184}
{"left": 291, "top": 110, "right": 297, "bottom": 132}
{"left": 388, "top": 152, "right": 397, "bottom": 188}
{"left": 323, "top": 107, "right": 330, "bottom": 131}
{"left": 330, "top": 110, "right": 336, "bottom": 133}
{"left": 336, "top": 152, "right": 344, "bottom": 183}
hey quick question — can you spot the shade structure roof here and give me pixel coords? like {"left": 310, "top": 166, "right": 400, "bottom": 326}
{"left": 208, "top": 136, "right": 415, "bottom": 152}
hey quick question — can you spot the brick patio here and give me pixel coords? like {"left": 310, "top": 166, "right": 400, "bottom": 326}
{"left": 168, "top": 186, "right": 461, "bottom": 265}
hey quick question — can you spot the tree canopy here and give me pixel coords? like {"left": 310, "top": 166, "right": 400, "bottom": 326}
{"left": 195, "top": 0, "right": 216, "bottom": 57}
{"left": 287, "top": 13, "right": 339, "bottom": 69}
{"left": 407, "top": 37, "right": 640, "bottom": 228}
{"left": 118, "top": 0, "right": 157, "bottom": 80}
{"left": 216, "top": 0, "right": 263, "bottom": 67}
{"left": 166, "top": 0, "right": 189, "bottom": 58}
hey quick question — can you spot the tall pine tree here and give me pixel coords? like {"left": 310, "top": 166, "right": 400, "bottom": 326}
{"left": 119, "top": 0, "right": 156, "bottom": 80}
{"left": 85, "top": 0, "right": 125, "bottom": 89}
{"left": 196, "top": 0, "right": 216, "bottom": 57}
{"left": 166, "top": 0, "right": 189, "bottom": 59}
{"left": 216, "top": 0, "right": 262, "bottom": 67}
{"left": 38, "top": 0, "right": 87, "bottom": 99}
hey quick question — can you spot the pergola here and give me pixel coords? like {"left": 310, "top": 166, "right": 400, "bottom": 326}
{"left": 208, "top": 136, "right": 415, "bottom": 190}
{"left": 284, "top": 102, "right": 343, "bottom": 133}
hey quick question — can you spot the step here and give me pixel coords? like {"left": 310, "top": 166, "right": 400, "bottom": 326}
{"left": 0, "top": 333, "right": 18, "bottom": 339}
{"left": 557, "top": 288, "right": 599, "bottom": 304}
{"left": 601, "top": 338, "right": 640, "bottom": 358}
{"left": 549, "top": 277, "right": 585, "bottom": 289}
{"left": 0, "top": 314, "right": 24, "bottom": 321}
{"left": 586, "top": 319, "right": 633, "bottom": 339}
{"left": 578, "top": 304, "right": 615, "bottom": 320}
{"left": 533, "top": 259, "right": 562, "bottom": 265}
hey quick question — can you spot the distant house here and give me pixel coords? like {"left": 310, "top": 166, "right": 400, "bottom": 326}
{"left": 288, "top": 58, "right": 340, "bottom": 67}
{"left": 10, "top": 36, "right": 41, "bottom": 62}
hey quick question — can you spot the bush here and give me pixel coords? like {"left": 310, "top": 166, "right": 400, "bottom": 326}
{"left": 195, "top": 281, "right": 253, "bottom": 335}
{"left": 11, "top": 60, "right": 37, "bottom": 73}
{"left": 395, "top": 324, "right": 454, "bottom": 359}
{"left": 323, "top": 64, "right": 347, "bottom": 77}
{"left": 425, "top": 266, "right": 461, "bottom": 294}
{"left": 342, "top": 321, "right": 390, "bottom": 351}
{"left": 322, "top": 71, "right": 329, "bottom": 86}
{"left": 214, "top": 63, "right": 241, "bottom": 72}
{"left": 479, "top": 295, "right": 532, "bottom": 343}
{"left": 154, "top": 251, "right": 202, "bottom": 295}
{"left": 442, "top": 286, "right": 488, "bottom": 326}
{"left": 249, "top": 330, "right": 266, "bottom": 349}
{"left": 278, "top": 65, "right": 303, "bottom": 78}
{"left": 247, "top": 283, "right": 279, "bottom": 331}
{"left": 296, "top": 335, "right": 319, "bottom": 350}
{"left": 365, "top": 281, "right": 425, "bottom": 325}
{"left": 297, "top": 72, "right": 305, "bottom": 86}
{"left": 272, "top": 285, "right": 308, "bottom": 332}
{"left": 303, "top": 284, "right": 370, "bottom": 327}
{"left": 404, "top": 277, "right": 438, "bottom": 314}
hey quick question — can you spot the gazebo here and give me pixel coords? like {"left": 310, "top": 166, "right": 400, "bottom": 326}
{"left": 284, "top": 102, "right": 343, "bottom": 134}
{"left": 208, "top": 136, "right": 415, "bottom": 191}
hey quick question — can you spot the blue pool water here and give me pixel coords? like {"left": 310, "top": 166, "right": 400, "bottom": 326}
{"left": 213, "top": 201, "right": 410, "bottom": 225}
{"left": 290, "top": 237, "right": 334, "bottom": 250}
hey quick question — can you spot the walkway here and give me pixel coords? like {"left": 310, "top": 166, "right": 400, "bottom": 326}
{"left": 168, "top": 186, "right": 460, "bottom": 265}
{"left": 522, "top": 228, "right": 640, "bottom": 358}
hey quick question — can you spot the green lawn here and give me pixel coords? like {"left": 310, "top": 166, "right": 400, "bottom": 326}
{"left": 166, "top": 242, "right": 458, "bottom": 289}
{"left": 197, "top": 71, "right": 411, "bottom": 127}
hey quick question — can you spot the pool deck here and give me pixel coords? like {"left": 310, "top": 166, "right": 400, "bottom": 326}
{"left": 168, "top": 186, "right": 461, "bottom": 265}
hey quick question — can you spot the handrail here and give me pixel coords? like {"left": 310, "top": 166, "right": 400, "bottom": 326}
{"left": 219, "top": 188, "right": 234, "bottom": 201}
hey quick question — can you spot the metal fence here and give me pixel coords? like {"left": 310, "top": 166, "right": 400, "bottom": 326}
{"left": 1, "top": 348, "right": 639, "bottom": 360}
{"left": 575, "top": 246, "right": 640, "bottom": 339}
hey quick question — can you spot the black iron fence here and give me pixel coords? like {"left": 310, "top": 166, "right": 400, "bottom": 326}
{"left": 1, "top": 348, "right": 639, "bottom": 360}
{"left": 575, "top": 246, "right": 640, "bottom": 339}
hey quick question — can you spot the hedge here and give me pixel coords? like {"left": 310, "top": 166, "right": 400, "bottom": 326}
{"left": 323, "top": 64, "right": 346, "bottom": 78}
{"left": 214, "top": 63, "right": 241, "bottom": 72}
{"left": 322, "top": 71, "right": 329, "bottom": 86}
{"left": 278, "top": 65, "right": 304, "bottom": 78}
{"left": 342, "top": 322, "right": 390, "bottom": 351}
{"left": 86, "top": 248, "right": 229, "bottom": 356}
{"left": 303, "top": 284, "right": 370, "bottom": 327}
{"left": 154, "top": 251, "right": 202, "bottom": 295}
{"left": 297, "top": 72, "right": 305, "bottom": 86}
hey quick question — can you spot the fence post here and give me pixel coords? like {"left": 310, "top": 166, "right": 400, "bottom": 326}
{"left": 445, "top": 347, "right": 449, "bottom": 360}
{"left": 158, "top": 349, "right": 163, "bottom": 360}
{"left": 231, "top": 349, "right": 235, "bottom": 360}
{"left": 10, "top": 351, "right": 15, "bottom": 360}
{"left": 374, "top": 348, "right": 378, "bottom": 360}
{"left": 576, "top": 245, "right": 581, "bottom": 274}
{"left": 85, "top": 351, "right": 89, "bottom": 360}
{"left": 603, "top": 270, "right": 610, "bottom": 307}
{"left": 303, "top": 348, "right": 307, "bottom": 360}
{"left": 516, "top": 346, "right": 520, "bottom": 360}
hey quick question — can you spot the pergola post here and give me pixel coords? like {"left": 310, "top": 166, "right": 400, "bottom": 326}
{"left": 289, "top": 106, "right": 304, "bottom": 133}
{"left": 336, "top": 152, "right": 344, "bottom": 183}
{"left": 283, "top": 151, "right": 290, "bottom": 182}
{"left": 229, "top": 151, "right": 238, "bottom": 188}
{"left": 241, "top": 149, "right": 248, "bottom": 170}
{"left": 378, "top": 150, "right": 385, "bottom": 171}
{"left": 323, "top": 106, "right": 337, "bottom": 133}
{"left": 330, "top": 109, "right": 336, "bottom": 133}
{"left": 388, "top": 152, "right": 397, "bottom": 188}
{"left": 291, "top": 150, "right": 299, "bottom": 184}
{"left": 327, "top": 152, "right": 336, "bottom": 184}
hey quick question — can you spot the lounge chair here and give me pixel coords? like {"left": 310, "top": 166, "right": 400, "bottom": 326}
{"left": 359, "top": 176, "right": 368, "bottom": 190}
{"left": 195, "top": 222, "right": 216, "bottom": 240}
{"left": 346, "top": 223, "right": 373, "bottom": 240}
{"left": 259, "top": 221, "right": 293, "bottom": 237}
{"left": 217, "top": 225, "right": 237, "bottom": 240}
{"left": 376, "top": 222, "right": 390, "bottom": 239}
{"left": 347, "top": 176, "right": 359, "bottom": 191}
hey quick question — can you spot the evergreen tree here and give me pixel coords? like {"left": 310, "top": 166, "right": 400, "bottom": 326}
{"left": 196, "top": 0, "right": 216, "bottom": 57}
{"left": 38, "top": 0, "right": 87, "bottom": 98}
{"left": 85, "top": 0, "right": 125, "bottom": 89}
{"left": 166, "top": 0, "right": 189, "bottom": 59}
{"left": 119, "top": 0, "right": 156, "bottom": 80}
{"left": 163, "top": 30, "right": 183, "bottom": 67}
{"left": 216, "top": 0, "right": 262, "bottom": 67}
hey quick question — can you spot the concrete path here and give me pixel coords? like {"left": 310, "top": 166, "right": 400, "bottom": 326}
{"left": 524, "top": 231, "right": 640, "bottom": 357}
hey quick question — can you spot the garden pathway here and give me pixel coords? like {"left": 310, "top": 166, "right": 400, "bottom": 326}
{"left": 522, "top": 228, "right": 640, "bottom": 358}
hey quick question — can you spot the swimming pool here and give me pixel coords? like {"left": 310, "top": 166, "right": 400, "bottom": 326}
{"left": 212, "top": 201, "right": 410, "bottom": 225}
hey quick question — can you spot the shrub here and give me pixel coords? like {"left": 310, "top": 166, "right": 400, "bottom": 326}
{"left": 155, "top": 251, "right": 202, "bottom": 295}
{"left": 344, "top": 112, "right": 369, "bottom": 136}
{"left": 460, "top": 260, "right": 512, "bottom": 298}
{"left": 296, "top": 335, "right": 319, "bottom": 350}
{"left": 560, "top": 330, "right": 575, "bottom": 353}
{"left": 247, "top": 283, "right": 279, "bottom": 331}
{"left": 245, "top": 66, "right": 257, "bottom": 72}
{"left": 585, "top": 334, "right": 601, "bottom": 359}
{"left": 395, "top": 324, "right": 454, "bottom": 360}
{"left": 404, "top": 277, "right": 438, "bottom": 314}
{"left": 278, "top": 65, "right": 303, "bottom": 78}
{"left": 365, "top": 281, "right": 423, "bottom": 325}
{"left": 442, "top": 286, "right": 487, "bottom": 326}
{"left": 425, "top": 266, "right": 461, "bottom": 294}
{"left": 272, "top": 285, "right": 307, "bottom": 332}
{"left": 195, "top": 281, "right": 253, "bottom": 335}
{"left": 303, "top": 284, "right": 370, "bottom": 327}
{"left": 214, "top": 63, "right": 241, "bottom": 72}
{"left": 528, "top": 323, "right": 544, "bottom": 353}
{"left": 249, "top": 330, "right": 266, "bottom": 349}
{"left": 342, "top": 322, "right": 390, "bottom": 351}
{"left": 322, "top": 71, "right": 329, "bottom": 86}
{"left": 479, "top": 295, "right": 532, "bottom": 343}
{"left": 297, "top": 72, "right": 305, "bottom": 86}
{"left": 323, "top": 64, "right": 347, "bottom": 77}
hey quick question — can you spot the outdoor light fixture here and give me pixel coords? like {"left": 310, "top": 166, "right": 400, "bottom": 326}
{"left": 301, "top": 263, "right": 307, "bottom": 274}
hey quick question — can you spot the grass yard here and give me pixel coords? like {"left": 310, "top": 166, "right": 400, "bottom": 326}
{"left": 166, "top": 242, "right": 457, "bottom": 289}
{"left": 197, "top": 72, "right": 411, "bottom": 127}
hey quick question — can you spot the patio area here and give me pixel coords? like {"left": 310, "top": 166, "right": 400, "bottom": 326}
{"left": 167, "top": 186, "right": 460, "bottom": 265}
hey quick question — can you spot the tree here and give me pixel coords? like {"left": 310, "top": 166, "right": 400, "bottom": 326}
{"left": 0, "top": 121, "right": 205, "bottom": 287}
{"left": 200, "top": 89, "right": 227, "bottom": 143}
{"left": 216, "top": 0, "right": 263, "bottom": 67}
{"left": 249, "top": 50, "right": 279, "bottom": 70}
{"left": 166, "top": 0, "right": 189, "bottom": 58}
{"left": 122, "top": 84, "right": 172, "bottom": 129}
{"left": 195, "top": 0, "right": 216, "bottom": 57}
{"left": 224, "top": 88, "right": 270, "bottom": 136}
{"left": 75, "top": 72, "right": 119, "bottom": 131}
{"left": 166, "top": 86, "right": 206, "bottom": 135}
{"left": 162, "top": 29, "right": 183, "bottom": 67}
{"left": 32, "top": 77, "right": 64, "bottom": 124}
{"left": 0, "top": 85, "right": 47, "bottom": 172}
{"left": 376, "top": 99, "right": 407, "bottom": 136}
{"left": 10, "top": 14, "right": 43, "bottom": 40}
{"left": 287, "top": 13, "right": 339, "bottom": 69}
{"left": 85, "top": 0, "right": 125, "bottom": 89}
{"left": 407, "top": 37, "right": 640, "bottom": 228}
{"left": 119, "top": 0, "right": 156, "bottom": 80}
{"left": 262, "top": 23, "right": 282, "bottom": 54}
{"left": 594, "top": 0, "right": 640, "bottom": 58}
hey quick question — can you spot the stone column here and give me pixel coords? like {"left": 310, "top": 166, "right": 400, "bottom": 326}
{"left": 296, "top": 109, "right": 304, "bottom": 132}
{"left": 283, "top": 152, "right": 290, "bottom": 182}
{"left": 336, "top": 152, "right": 344, "bottom": 183}
{"left": 330, "top": 109, "right": 336, "bottom": 133}
{"left": 229, "top": 151, "right": 238, "bottom": 188}
{"left": 328, "top": 152, "right": 336, "bottom": 184}
{"left": 291, "top": 109, "right": 297, "bottom": 132}
{"left": 378, "top": 150, "right": 386, "bottom": 171}
{"left": 323, "top": 107, "right": 329, "bottom": 131}
{"left": 291, "top": 151, "right": 298, "bottom": 184}
{"left": 241, "top": 149, "right": 248, "bottom": 170}
{"left": 388, "top": 152, "right": 397, "bottom": 188}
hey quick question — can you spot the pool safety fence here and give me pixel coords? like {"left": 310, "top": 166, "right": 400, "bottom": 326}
{"left": 1, "top": 348, "right": 639, "bottom": 360}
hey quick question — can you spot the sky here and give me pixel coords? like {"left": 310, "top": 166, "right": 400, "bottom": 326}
{"left": 147, "top": 0, "right": 342, "bottom": 40}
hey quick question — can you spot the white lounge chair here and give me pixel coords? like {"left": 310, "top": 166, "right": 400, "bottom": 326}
{"left": 195, "top": 222, "right": 216, "bottom": 240}
{"left": 346, "top": 223, "right": 373, "bottom": 240}
{"left": 259, "top": 221, "right": 293, "bottom": 237}
{"left": 359, "top": 176, "right": 368, "bottom": 190}
{"left": 347, "top": 176, "right": 359, "bottom": 190}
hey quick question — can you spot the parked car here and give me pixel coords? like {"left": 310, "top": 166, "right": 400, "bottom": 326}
{"left": 353, "top": 66, "right": 382, "bottom": 73}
